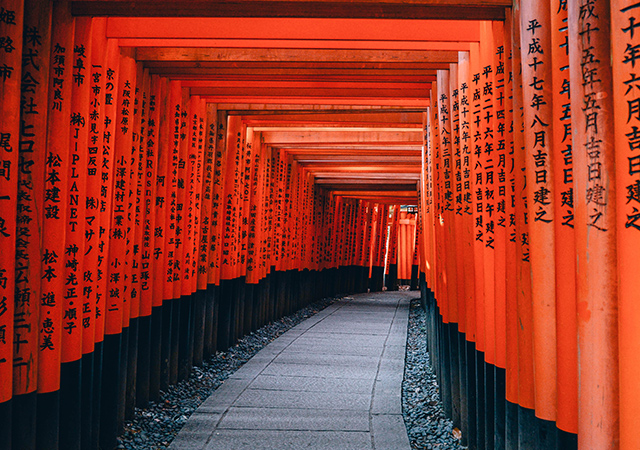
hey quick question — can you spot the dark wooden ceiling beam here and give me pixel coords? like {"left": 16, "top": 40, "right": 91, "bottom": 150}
{"left": 72, "top": 1, "right": 507, "bottom": 20}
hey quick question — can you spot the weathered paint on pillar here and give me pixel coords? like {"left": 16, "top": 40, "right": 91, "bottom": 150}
{"left": 613, "top": 1, "right": 640, "bottom": 447}
{"left": 568, "top": 0, "right": 620, "bottom": 446}
{"left": 520, "top": 0, "right": 558, "bottom": 421}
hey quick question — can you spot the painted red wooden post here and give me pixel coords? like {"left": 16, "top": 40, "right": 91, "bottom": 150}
{"left": 449, "top": 62, "right": 466, "bottom": 334}
{"left": 501, "top": 11, "right": 519, "bottom": 408}
{"left": 492, "top": 21, "right": 507, "bottom": 370}
{"left": 479, "top": 23, "right": 496, "bottom": 367}
{"left": 197, "top": 103, "right": 218, "bottom": 291}
{"left": 568, "top": 0, "right": 619, "bottom": 446}
{"left": 163, "top": 79, "right": 181, "bottom": 303}
{"left": 208, "top": 110, "right": 228, "bottom": 289}
{"left": 190, "top": 98, "right": 206, "bottom": 294}
{"left": 437, "top": 69, "right": 458, "bottom": 325}
{"left": 520, "top": 0, "right": 559, "bottom": 422}
{"left": 613, "top": 1, "right": 640, "bottom": 447}
{"left": 61, "top": 14, "right": 93, "bottom": 370}
{"left": 129, "top": 65, "right": 149, "bottom": 328}
{"left": 171, "top": 89, "right": 188, "bottom": 300}
{"left": 106, "top": 47, "right": 136, "bottom": 337}
{"left": 140, "top": 75, "right": 159, "bottom": 317}
{"left": 14, "top": 0, "right": 51, "bottom": 404}
{"left": 182, "top": 95, "right": 198, "bottom": 293}
{"left": 550, "top": 0, "right": 578, "bottom": 435}
{"left": 457, "top": 51, "right": 477, "bottom": 343}
{"left": 469, "top": 42, "right": 486, "bottom": 352}
{"left": 0, "top": 0, "right": 23, "bottom": 441}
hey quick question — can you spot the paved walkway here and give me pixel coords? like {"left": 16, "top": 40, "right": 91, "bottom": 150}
{"left": 169, "top": 291, "right": 412, "bottom": 450}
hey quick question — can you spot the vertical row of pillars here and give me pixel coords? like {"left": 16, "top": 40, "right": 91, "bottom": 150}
{"left": 420, "top": 275, "right": 578, "bottom": 450}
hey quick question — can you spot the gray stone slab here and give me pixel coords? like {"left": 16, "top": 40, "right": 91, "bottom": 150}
{"left": 261, "top": 361, "right": 379, "bottom": 379}
{"left": 371, "top": 414, "right": 411, "bottom": 450}
{"left": 249, "top": 374, "right": 374, "bottom": 394}
{"left": 203, "top": 430, "right": 372, "bottom": 450}
{"left": 218, "top": 407, "right": 369, "bottom": 431}
{"left": 234, "top": 388, "right": 371, "bottom": 410}
{"left": 371, "top": 393, "right": 403, "bottom": 415}
{"left": 272, "top": 351, "right": 380, "bottom": 368}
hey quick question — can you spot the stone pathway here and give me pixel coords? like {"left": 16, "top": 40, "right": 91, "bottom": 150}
{"left": 168, "top": 291, "right": 412, "bottom": 450}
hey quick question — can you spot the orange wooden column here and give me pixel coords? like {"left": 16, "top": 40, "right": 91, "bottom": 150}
{"left": 84, "top": 18, "right": 106, "bottom": 362}
{"left": 437, "top": 69, "right": 458, "bottom": 326}
{"left": 197, "top": 103, "right": 217, "bottom": 291}
{"left": 152, "top": 76, "right": 169, "bottom": 308}
{"left": 171, "top": 89, "right": 188, "bottom": 299}
{"left": 520, "top": 1, "right": 558, "bottom": 422}
{"left": 449, "top": 62, "right": 466, "bottom": 333}
{"left": 127, "top": 63, "right": 147, "bottom": 332}
{"left": 221, "top": 115, "right": 243, "bottom": 283}
{"left": 550, "top": 0, "right": 577, "bottom": 435}
{"left": 0, "top": 0, "right": 22, "bottom": 437}
{"left": 106, "top": 47, "right": 136, "bottom": 338}
{"left": 247, "top": 129, "right": 266, "bottom": 286}
{"left": 457, "top": 51, "right": 477, "bottom": 343}
{"left": 568, "top": 0, "right": 619, "bottom": 447}
{"left": 208, "top": 110, "right": 228, "bottom": 289}
{"left": 140, "top": 76, "right": 159, "bottom": 317}
{"left": 94, "top": 38, "right": 119, "bottom": 359}
{"left": 502, "top": 11, "right": 519, "bottom": 406}
{"left": 469, "top": 42, "right": 485, "bottom": 353}
{"left": 491, "top": 21, "right": 507, "bottom": 370}
{"left": 61, "top": 17, "right": 93, "bottom": 373}
{"left": 511, "top": 3, "right": 535, "bottom": 413}
{"left": 163, "top": 79, "right": 181, "bottom": 301}
{"left": 479, "top": 22, "right": 496, "bottom": 367}
{"left": 181, "top": 94, "right": 198, "bottom": 293}
{"left": 14, "top": 0, "right": 51, "bottom": 405}
{"left": 420, "top": 113, "right": 432, "bottom": 287}
{"left": 613, "top": 2, "right": 640, "bottom": 447}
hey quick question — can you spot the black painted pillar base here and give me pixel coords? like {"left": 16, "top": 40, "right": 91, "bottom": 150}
{"left": 117, "top": 326, "right": 129, "bottom": 435}
{"left": 410, "top": 264, "right": 419, "bottom": 290}
{"left": 92, "top": 341, "right": 103, "bottom": 450}
{"left": 150, "top": 304, "right": 164, "bottom": 400}
{"left": 459, "top": 332, "right": 469, "bottom": 448}
{"left": 59, "top": 358, "right": 82, "bottom": 450}
{"left": 100, "top": 333, "right": 121, "bottom": 450}
{"left": 217, "top": 280, "right": 232, "bottom": 351}
{"left": 476, "top": 350, "right": 486, "bottom": 450}
{"left": 160, "top": 299, "right": 172, "bottom": 391}
{"left": 12, "top": 392, "right": 36, "bottom": 450}
{"left": 126, "top": 318, "right": 139, "bottom": 420}
{"left": 169, "top": 298, "right": 181, "bottom": 385}
{"left": 193, "top": 289, "right": 206, "bottom": 366}
{"left": 0, "top": 399, "right": 11, "bottom": 450}
{"left": 558, "top": 429, "right": 578, "bottom": 450}
{"left": 518, "top": 406, "right": 537, "bottom": 450}
{"left": 136, "top": 314, "right": 152, "bottom": 408}
{"left": 466, "top": 340, "right": 478, "bottom": 450}
{"left": 484, "top": 361, "right": 495, "bottom": 450}
{"left": 81, "top": 351, "right": 94, "bottom": 449}
{"left": 178, "top": 294, "right": 193, "bottom": 382}
{"left": 36, "top": 391, "right": 58, "bottom": 450}
{"left": 505, "top": 400, "right": 519, "bottom": 450}
{"left": 244, "top": 283, "right": 255, "bottom": 337}
{"left": 494, "top": 367, "right": 506, "bottom": 450}
{"left": 203, "top": 285, "right": 219, "bottom": 359}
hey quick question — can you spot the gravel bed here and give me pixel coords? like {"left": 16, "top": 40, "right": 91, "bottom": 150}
{"left": 402, "top": 297, "right": 465, "bottom": 450}
{"left": 119, "top": 295, "right": 340, "bottom": 450}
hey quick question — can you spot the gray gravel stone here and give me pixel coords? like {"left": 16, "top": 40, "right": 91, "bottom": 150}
{"left": 401, "top": 297, "right": 465, "bottom": 450}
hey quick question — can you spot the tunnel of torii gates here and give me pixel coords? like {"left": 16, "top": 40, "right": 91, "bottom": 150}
{"left": 1, "top": 0, "right": 640, "bottom": 449}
